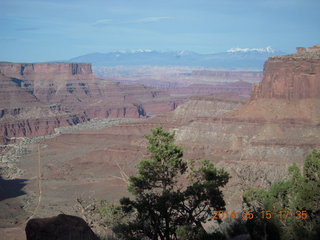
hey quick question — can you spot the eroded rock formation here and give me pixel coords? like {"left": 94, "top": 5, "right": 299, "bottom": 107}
{"left": 173, "top": 45, "right": 320, "bottom": 208}
{"left": 168, "top": 81, "right": 252, "bottom": 98}
{"left": 0, "top": 62, "right": 182, "bottom": 143}
{"left": 231, "top": 45, "right": 320, "bottom": 123}
{"left": 251, "top": 45, "right": 320, "bottom": 100}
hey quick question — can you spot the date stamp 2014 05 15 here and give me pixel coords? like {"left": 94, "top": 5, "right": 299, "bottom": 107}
{"left": 210, "top": 210, "right": 311, "bottom": 220}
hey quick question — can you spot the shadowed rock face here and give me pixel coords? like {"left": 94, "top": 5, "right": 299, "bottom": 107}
{"left": 25, "top": 214, "right": 99, "bottom": 240}
{"left": 0, "top": 176, "right": 27, "bottom": 201}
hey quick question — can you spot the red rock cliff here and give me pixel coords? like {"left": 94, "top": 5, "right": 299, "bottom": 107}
{"left": 251, "top": 45, "right": 320, "bottom": 100}
{"left": 229, "top": 45, "right": 320, "bottom": 123}
{"left": 0, "top": 62, "right": 181, "bottom": 143}
{"left": 0, "top": 62, "right": 92, "bottom": 78}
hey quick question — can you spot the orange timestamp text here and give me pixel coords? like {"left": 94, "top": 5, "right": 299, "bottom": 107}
{"left": 210, "top": 210, "right": 309, "bottom": 220}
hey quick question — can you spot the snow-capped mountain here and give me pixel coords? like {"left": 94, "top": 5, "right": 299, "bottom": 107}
{"left": 226, "top": 46, "right": 277, "bottom": 53}
{"left": 116, "top": 49, "right": 155, "bottom": 54}
{"left": 69, "top": 47, "right": 286, "bottom": 69}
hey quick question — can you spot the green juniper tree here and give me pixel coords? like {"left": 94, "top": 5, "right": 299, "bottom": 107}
{"left": 243, "top": 150, "right": 320, "bottom": 240}
{"left": 109, "top": 127, "right": 229, "bottom": 240}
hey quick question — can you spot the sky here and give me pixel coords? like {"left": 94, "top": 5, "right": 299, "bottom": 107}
{"left": 1, "top": 0, "right": 319, "bottom": 62}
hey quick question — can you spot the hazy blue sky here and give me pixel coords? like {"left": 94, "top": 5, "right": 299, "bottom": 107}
{"left": 1, "top": 0, "right": 319, "bottom": 62}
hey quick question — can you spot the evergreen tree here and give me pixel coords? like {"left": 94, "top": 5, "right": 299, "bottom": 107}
{"left": 111, "top": 127, "right": 230, "bottom": 240}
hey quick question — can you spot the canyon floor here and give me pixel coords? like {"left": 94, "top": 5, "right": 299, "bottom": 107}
{"left": 0, "top": 118, "right": 147, "bottom": 239}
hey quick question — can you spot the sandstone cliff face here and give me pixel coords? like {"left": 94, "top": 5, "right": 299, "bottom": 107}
{"left": 0, "top": 73, "right": 41, "bottom": 110}
{"left": 231, "top": 45, "right": 320, "bottom": 123}
{"left": 0, "top": 62, "right": 92, "bottom": 78}
{"left": 1, "top": 114, "right": 89, "bottom": 142}
{"left": 0, "top": 62, "right": 181, "bottom": 143}
{"left": 251, "top": 45, "right": 320, "bottom": 100}
{"left": 174, "top": 114, "right": 320, "bottom": 209}
{"left": 173, "top": 45, "right": 320, "bottom": 209}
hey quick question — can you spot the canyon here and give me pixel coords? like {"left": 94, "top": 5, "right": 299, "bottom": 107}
{"left": 0, "top": 62, "right": 257, "bottom": 144}
{"left": 95, "top": 66, "right": 260, "bottom": 99}
{"left": 1, "top": 45, "right": 319, "bottom": 239}
{"left": 0, "top": 62, "right": 184, "bottom": 144}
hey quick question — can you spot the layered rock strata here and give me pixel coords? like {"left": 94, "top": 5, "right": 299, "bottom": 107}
{"left": 174, "top": 45, "right": 320, "bottom": 208}
{"left": 0, "top": 62, "right": 182, "bottom": 143}
{"left": 251, "top": 45, "right": 320, "bottom": 100}
{"left": 168, "top": 81, "right": 251, "bottom": 98}
{"left": 230, "top": 45, "right": 320, "bottom": 123}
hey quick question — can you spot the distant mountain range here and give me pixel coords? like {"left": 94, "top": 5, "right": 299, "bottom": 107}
{"left": 69, "top": 47, "right": 286, "bottom": 69}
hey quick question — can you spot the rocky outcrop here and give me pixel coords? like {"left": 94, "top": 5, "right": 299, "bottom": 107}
{"left": 0, "top": 62, "right": 92, "bottom": 79}
{"left": 231, "top": 45, "right": 320, "bottom": 123}
{"left": 0, "top": 114, "right": 89, "bottom": 142}
{"left": 25, "top": 214, "right": 99, "bottom": 240}
{"left": 251, "top": 45, "right": 320, "bottom": 100}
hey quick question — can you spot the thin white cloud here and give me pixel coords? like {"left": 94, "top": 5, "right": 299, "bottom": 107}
{"left": 16, "top": 27, "right": 39, "bottom": 32}
{"left": 92, "top": 16, "right": 172, "bottom": 27}
{"left": 135, "top": 17, "right": 172, "bottom": 23}
{"left": 92, "top": 19, "right": 113, "bottom": 26}
{"left": 0, "top": 37, "right": 19, "bottom": 41}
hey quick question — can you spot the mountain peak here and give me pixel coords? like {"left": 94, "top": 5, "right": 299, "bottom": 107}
{"left": 69, "top": 47, "right": 285, "bottom": 69}
{"left": 116, "top": 49, "right": 155, "bottom": 54}
{"left": 226, "top": 46, "right": 277, "bottom": 53}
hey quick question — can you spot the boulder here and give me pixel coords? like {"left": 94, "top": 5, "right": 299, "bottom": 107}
{"left": 25, "top": 214, "right": 99, "bottom": 240}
